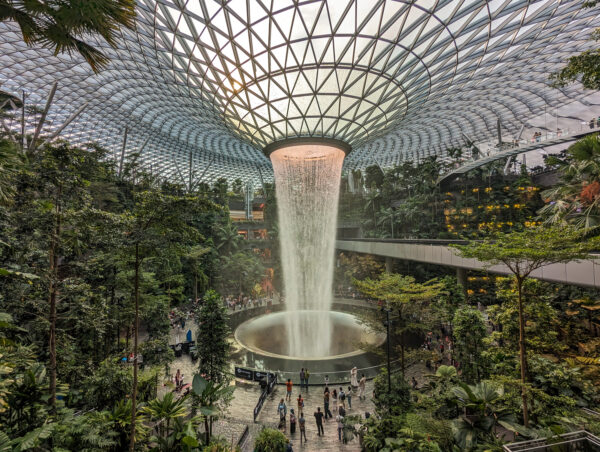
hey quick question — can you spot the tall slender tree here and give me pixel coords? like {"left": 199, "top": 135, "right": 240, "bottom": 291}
{"left": 454, "top": 226, "right": 599, "bottom": 426}
{"left": 125, "top": 191, "right": 217, "bottom": 451}
{"left": 354, "top": 273, "right": 443, "bottom": 375}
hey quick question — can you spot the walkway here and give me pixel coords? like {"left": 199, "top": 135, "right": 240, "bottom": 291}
{"left": 438, "top": 126, "right": 600, "bottom": 184}
{"left": 337, "top": 238, "right": 600, "bottom": 289}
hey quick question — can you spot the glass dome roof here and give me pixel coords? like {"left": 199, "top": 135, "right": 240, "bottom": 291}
{"left": 1, "top": 0, "right": 599, "bottom": 183}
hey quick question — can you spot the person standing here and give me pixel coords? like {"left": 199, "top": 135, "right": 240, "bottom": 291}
{"left": 277, "top": 398, "right": 287, "bottom": 430}
{"left": 350, "top": 366, "right": 358, "bottom": 389}
{"left": 299, "top": 412, "right": 307, "bottom": 444}
{"left": 332, "top": 389, "right": 338, "bottom": 413}
{"left": 289, "top": 408, "right": 296, "bottom": 434}
{"left": 323, "top": 387, "right": 332, "bottom": 419}
{"left": 286, "top": 378, "right": 293, "bottom": 402}
{"left": 297, "top": 393, "right": 304, "bottom": 413}
{"left": 313, "top": 407, "right": 324, "bottom": 436}
{"left": 336, "top": 413, "right": 344, "bottom": 441}
{"left": 338, "top": 387, "right": 346, "bottom": 411}
{"left": 358, "top": 374, "right": 366, "bottom": 400}
{"left": 324, "top": 374, "right": 329, "bottom": 387}
{"left": 346, "top": 386, "right": 352, "bottom": 409}
{"left": 305, "top": 368, "right": 310, "bottom": 390}
{"left": 299, "top": 368, "right": 305, "bottom": 390}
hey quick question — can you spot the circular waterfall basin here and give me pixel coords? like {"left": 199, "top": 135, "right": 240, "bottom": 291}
{"left": 234, "top": 310, "right": 386, "bottom": 361}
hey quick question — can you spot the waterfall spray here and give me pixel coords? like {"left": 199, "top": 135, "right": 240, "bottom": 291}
{"left": 270, "top": 142, "right": 345, "bottom": 357}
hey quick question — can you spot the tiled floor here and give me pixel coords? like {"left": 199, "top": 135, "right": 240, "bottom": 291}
{"left": 253, "top": 382, "right": 374, "bottom": 451}
{"left": 163, "top": 300, "right": 432, "bottom": 451}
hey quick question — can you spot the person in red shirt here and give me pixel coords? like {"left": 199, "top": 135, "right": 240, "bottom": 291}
{"left": 286, "top": 379, "right": 293, "bottom": 402}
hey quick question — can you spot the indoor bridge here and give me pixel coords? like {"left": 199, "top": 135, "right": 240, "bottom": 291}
{"left": 336, "top": 238, "right": 600, "bottom": 289}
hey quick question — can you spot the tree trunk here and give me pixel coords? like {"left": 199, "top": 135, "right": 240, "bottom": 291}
{"left": 48, "top": 191, "right": 61, "bottom": 413}
{"left": 129, "top": 243, "right": 140, "bottom": 452}
{"left": 204, "top": 416, "right": 210, "bottom": 445}
{"left": 516, "top": 276, "right": 529, "bottom": 427}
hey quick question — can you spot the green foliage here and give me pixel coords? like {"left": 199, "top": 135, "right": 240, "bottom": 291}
{"left": 551, "top": 0, "right": 600, "bottom": 92}
{"left": 373, "top": 369, "right": 412, "bottom": 416}
{"left": 253, "top": 428, "right": 288, "bottom": 452}
{"left": 80, "top": 358, "right": 132, "bottom": 410}
{"left": 0, "top": 0, "right": 136, "bottom": 73}
{"left": 194, "top": 290, "right": 231, "bottom": 383}
{"left": 539, "top": 134, "right": 600, "bottom": 229}
{"left": 453, "top": 306, "right": 487, "bottom": 382}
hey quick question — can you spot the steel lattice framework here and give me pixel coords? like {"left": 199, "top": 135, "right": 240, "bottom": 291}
{"left": 1, "top": 0, "right": 600, "bottom": 184}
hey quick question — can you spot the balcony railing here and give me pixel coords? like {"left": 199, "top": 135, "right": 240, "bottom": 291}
{"left": 502, "top": 430, "right": 600, "bottom": 452}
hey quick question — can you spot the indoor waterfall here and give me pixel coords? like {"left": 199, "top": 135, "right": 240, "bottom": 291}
{"left": 270, "top": 143, "right": 345, "bottom": 358}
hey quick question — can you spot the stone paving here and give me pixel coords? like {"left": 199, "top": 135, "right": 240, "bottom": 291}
{"left": 162, "top": 299, "right": 432, "bottom": 451}
{"left": 253, "top": 381, "right": 374, "bottom": 452}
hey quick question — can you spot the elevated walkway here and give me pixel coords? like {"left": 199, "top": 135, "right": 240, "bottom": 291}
{"left": 438, "top": 127, "right": 600, "bottom": 184}
{"left": 336, "top": 238, "right": 600, "bottom": 288}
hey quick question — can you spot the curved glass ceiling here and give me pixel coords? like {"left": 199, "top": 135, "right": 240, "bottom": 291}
{"left": 1, "top": 0, "right": 600, "bottom": 183}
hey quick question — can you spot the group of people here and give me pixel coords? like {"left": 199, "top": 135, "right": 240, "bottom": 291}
{"left": 277, "top": 367, "right": 368, "bottom": 445}
{"left": 223, "top": 294, "right": 274, "bottom": 310}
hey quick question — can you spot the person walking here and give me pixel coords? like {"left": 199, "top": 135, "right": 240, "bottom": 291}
{"left": 314, "top": 407, "right": 324, "bottom": 436}
{"left": 297, "top": 393, "right": 304, "bottom": 413}
{"left": 286, "top": 378, "right": 293, "bottom": 402}
{"left": 346, "top": 386, "right": 352, "bottom": 409}
{"left": 289, "top": 408, "right": 296, "bottom": 434}
{"left": 323, "top": 387, "right": 333, "bottom": 419}
{"left": 338, "top": 387, "right": 346, "bottom": 411}
{"left": 332, "top": 389, "right": 338, "bottom": 413}
{"left": 324, "top": 374, "right": 329, "bottom": 387}
{"left": 299, "top": 412, "right": 307, "bottom": 444}
{"left": 358, "top": 374, "right": 366, "bottom": 400}
{"left": 299, "top": 368, "right": 305, "bottom": 390}
{"left": 336, "top": 413, "right": 344, "bottom": 441}
{"left": 277, "top": 398, "right": 287, "bottom": 430}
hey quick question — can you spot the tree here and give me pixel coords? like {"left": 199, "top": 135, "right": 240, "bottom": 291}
{"left": 453, "top": 306, "right": 487, "bottom": 383}
{"left": 372, "top": 369, "right": 411, "bottom": 416}
{"left": 365, "top": 165, "right": 385, "bottom": 190}
{"left": 454, "top": 226, "right": 599, "bottom": 426}
{"left": 125, "top": 191, "right": 208, "bottom": 451}
{"left": 0, "top": 0, "right": 136, "bottom": 73}
{"left": 550, "top": 2, "right": 600, "bottom": 90}
{"left": 354, "top": 273, "right": 443, "bottom": 375}
{"left": 191, "top": 375, "right": 234, "bottom": 445}
{"left": 0, "top": 138, "right": 21, "bottom": 204}
{"left": 141, "top": 392, "right": 187, "bottom": 450}
{"left": 539, "top": 134, "right": 600, "bottom": 229}
{"left": 194, "top": 290, "right": 231, "bottom": 383}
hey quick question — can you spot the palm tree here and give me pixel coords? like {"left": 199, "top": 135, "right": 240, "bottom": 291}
{"left": 141, "top": 393, "right": 188, "bottom": 450}
{"left": 540, "top": 134, "right": 600, "bottom": 230}
{"left": 215, "top": 222, "right": 242, "bottom": 256}
{"left": 452, "top": 382, "right": 523, "bottom": 450}
{"left": 191, "top": 375, "right": 234, "bottom": 445}
{"left": 0, "top": 0, "right": 136, "bottom": 73}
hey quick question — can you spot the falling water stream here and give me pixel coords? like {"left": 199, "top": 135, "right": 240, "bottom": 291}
{"left": 270, "top": 143, "right": 345, "bottom": 358}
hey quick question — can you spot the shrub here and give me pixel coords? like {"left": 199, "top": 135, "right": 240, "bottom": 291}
{"left": 254, "top": 428, "right": 287, "bottom": 452}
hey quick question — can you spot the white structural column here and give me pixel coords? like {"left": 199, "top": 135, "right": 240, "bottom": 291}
{"left": 336, "top": 240, "right": 600, "bottom": 289}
